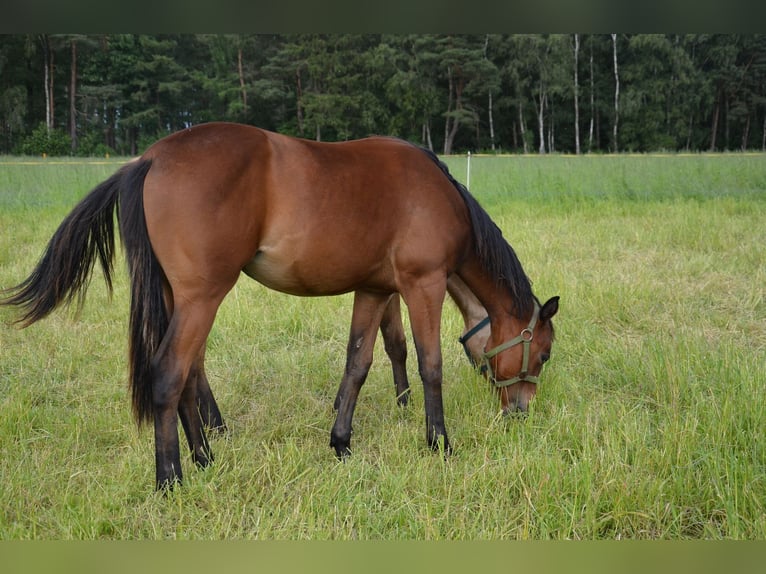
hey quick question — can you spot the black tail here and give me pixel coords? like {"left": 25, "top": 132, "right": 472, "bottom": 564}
{"left": 1, "top": 158, "right": 165, "bottom": 426}
{"left": 1, "top": 167, "right": 124, "bottom": 326}
{"left": 117, "top": 160, "right": 166, "bottom": 425}
{"left": 418, "top": 147, "right": 534, "bottom": 315}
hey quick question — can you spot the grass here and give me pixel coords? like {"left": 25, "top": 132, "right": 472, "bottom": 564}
{"left": 0, "top": 153, "right": 765, "bottom": 539}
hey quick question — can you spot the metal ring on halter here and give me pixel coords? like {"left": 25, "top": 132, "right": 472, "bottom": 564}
{"left": 520, "top": 328, "right": 533, "bottom": 342}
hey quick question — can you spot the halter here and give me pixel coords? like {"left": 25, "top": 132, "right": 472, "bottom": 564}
{"left": 458, "top": 316, "right": 490, "bottom": 369}
{"left": 481, "top": 301, "right": 540, "bottom": 388}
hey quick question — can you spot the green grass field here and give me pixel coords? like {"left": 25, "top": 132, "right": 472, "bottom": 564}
{"left": 1, "top": 153, "right": 765, "bottom": 539}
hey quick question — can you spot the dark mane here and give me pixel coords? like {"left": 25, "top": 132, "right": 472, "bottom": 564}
{"left": 418, "top": 147, "right": 535, "bottom": 316}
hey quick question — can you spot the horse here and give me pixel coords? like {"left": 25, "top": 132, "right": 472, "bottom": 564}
{"left": 1, "top": 122, "right": 559, "bottom": 490}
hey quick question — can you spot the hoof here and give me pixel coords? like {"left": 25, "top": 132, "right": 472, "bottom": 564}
{"left": 207, "top": 422, "right": 229, "bottom": 436}
{"left": 193, "top": 451, "right": 214, "bottom": 469}
{"left": 428, "top": 434, "right": 452, "bottom": 457}
{"left": 156, "top": 475, "right": 182, "bottom": 493}
{"left": 330, "top": 433, "right": 352, "bottom": 460}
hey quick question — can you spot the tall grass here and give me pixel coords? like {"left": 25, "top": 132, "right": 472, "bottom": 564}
{"left": 0, "top": 154, "right": 765, "bottom": 539}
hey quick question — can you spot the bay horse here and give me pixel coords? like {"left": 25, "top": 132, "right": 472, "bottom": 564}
{"left": 1, "top": 122, "right": 559, "bottom": 490}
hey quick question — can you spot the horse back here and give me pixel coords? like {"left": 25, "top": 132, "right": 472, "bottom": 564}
{"left": 139, "top": 123, "right": 472, "bottom": 296}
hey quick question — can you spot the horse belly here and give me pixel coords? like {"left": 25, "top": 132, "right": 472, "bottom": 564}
{"left": 241, "top": 250, "right": 305, "bottom": 294}
{"left": 241, "top": 247, "right": 386, "bottom": 297}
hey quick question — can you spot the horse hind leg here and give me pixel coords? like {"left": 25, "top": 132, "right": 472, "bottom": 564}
{"left": 380, "top": 294, "right": 411, "bottom": 407}
{"left": 162, "top": 282, "right": 226, "bottom": 436}
{"left": 192, "top": 349, "right": 227, "bottom": 434}
{"left": 331, "top": 290, "right": 393, "bottom": 458}
{"left": 152, "top": 298, "right": 226, "bottom": 489}
{"left": 178, "top": 365, "right": 213, "bottom": 469}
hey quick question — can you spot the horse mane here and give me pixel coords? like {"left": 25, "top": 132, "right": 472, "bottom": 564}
{"left": 418, "top": 146, "right": 535, "bottom": 317}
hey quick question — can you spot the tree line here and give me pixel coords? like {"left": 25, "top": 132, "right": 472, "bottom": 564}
{"left": 1, "top": 34, "right": 764, "bottom": 156}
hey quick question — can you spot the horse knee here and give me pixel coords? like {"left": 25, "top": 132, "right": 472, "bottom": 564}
{"left": 418, "top": 361, "right": 442, "bottom": 385}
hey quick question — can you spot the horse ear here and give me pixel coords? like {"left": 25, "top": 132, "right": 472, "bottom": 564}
{"left": 540, "top": 296, "right": 559, "bottom": 322}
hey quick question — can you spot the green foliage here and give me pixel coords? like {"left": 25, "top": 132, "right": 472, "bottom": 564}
{"left": 1, "top": 34, "right": 765, "bottom": 156}
{"left": 73, "top": 132, "right": 115, "bottom": 158}
{"left": 15, "top": 122, "right": 71, "bottom": 156}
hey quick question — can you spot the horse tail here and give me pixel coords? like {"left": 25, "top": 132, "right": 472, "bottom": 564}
{"left": 1, "top": 158, "right": 163, "bottom": 426}
{"left": 117, "top": 159, "right": 166, "bottom": 426}
{"left": 1, "top": 165, "right": 127, "bottom": 326}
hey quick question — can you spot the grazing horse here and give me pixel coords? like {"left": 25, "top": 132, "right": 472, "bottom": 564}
{"left": 1, "top": 123, "right": 559, "bottom": 490}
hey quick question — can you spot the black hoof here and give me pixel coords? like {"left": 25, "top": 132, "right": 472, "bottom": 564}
{"left": 428, "top": 434, "right": 452, "bottom": 457}
{"left": 207, "top": 422, "right": 229, "bottom": 436}
{"left": 193, "top": 451, "right": 214, "bottom": 469}
{"left": 156, "top": 476, "right": 182, "bottom": 493}
{"left": 330, "top": 433, "right": 352, "bottom": 460}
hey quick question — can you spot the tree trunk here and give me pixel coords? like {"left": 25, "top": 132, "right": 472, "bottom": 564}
{"left": 537, "top": 80, "right": 546, "bottom": 154}
{"left": 488, "top": 90, "right": 495, "bottom": 151}
{"left": 69, "top": 38, "right": 77, "bottom": 152}
{"left": 588, "top": 36, "right": 595, "bottom": 152}
{"left": 511, "top": 119, "right": 518, "bottom": 150}
{"left": 762, "top": 114, "right": 765, "bottom": 151}
{"left": 518, "top": 100, "right": 528, "bottom": 154}
{"left": 444, "top": 67, "right": 463, "bottom": 155}
{"left": 741, "top": 113, "right": 750, "bottom": 151}
{"left": 611, "top": 33, "right": 619, "bottom": 153}
{"left": 40, "top": 34, "right": 53, "bottom": 132}
{"left": 710, "top": 89, "right": 720, "bottom": 151}
{"left": 573, "top": 34, "right": 581, "bottom": 155}
{"left": 484, "top": 35, "right": 496, "bottom": 151}
{"left": 295, "top": 68, "right": 304, "bottom": 137}
{"left": 444, "top": 66, "right": 454, "bottom": 155}
{"left": 686, "top": 110, "right": 694, "bottom": 151}
{"left": 547, "top": 94, "right": 554, "bottom": 152}
{"left": 724, "top": 92, "right": 730, "bottom": 150}
{"left": 237, "top": 46, "right": 248, "bottom": 119}
{"left": 445, "top": 113, "right": 460, "bottom": 155}
{"left": 423, "top": 119, "right": 433, "bottom": 151}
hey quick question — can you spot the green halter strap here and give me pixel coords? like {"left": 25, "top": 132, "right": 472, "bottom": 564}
{"left": 482, "top": 301, "right": 540, "bottom": 388}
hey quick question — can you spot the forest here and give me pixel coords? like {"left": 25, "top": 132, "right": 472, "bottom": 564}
{"left": 0, "top": 34, "right": 764, "bottom": 156}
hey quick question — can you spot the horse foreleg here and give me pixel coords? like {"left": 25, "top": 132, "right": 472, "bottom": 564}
{"left": 400, "top": 275, "right": 450, "bottom": 455}
{"left": 380, "top": 294, "right": 411, "bottom": 407}
{"left": 330, "top": 290, "right": 392, "bottom": 458}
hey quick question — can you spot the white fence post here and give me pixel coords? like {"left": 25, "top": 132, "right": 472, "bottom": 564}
{"left": 467, "top": 151, "right": 471, "bottom": 190}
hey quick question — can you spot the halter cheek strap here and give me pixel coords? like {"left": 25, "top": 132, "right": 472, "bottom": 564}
{"left": 482, "top": 302, "right": 540, "bottom": 388}
{"left": 458, "top": 316, "right": 490, "bottom": 368}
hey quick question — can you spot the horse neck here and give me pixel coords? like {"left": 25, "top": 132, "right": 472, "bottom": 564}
{"left": 455, "top": 257, "right": 533, "bottom": 341}
{"left": 446, "top": 274, "right": 488, "bottom": 332}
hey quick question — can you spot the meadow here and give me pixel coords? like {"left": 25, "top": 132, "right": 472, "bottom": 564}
{"left": 0, "top": 152, "right": 765, "bottom": 540}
